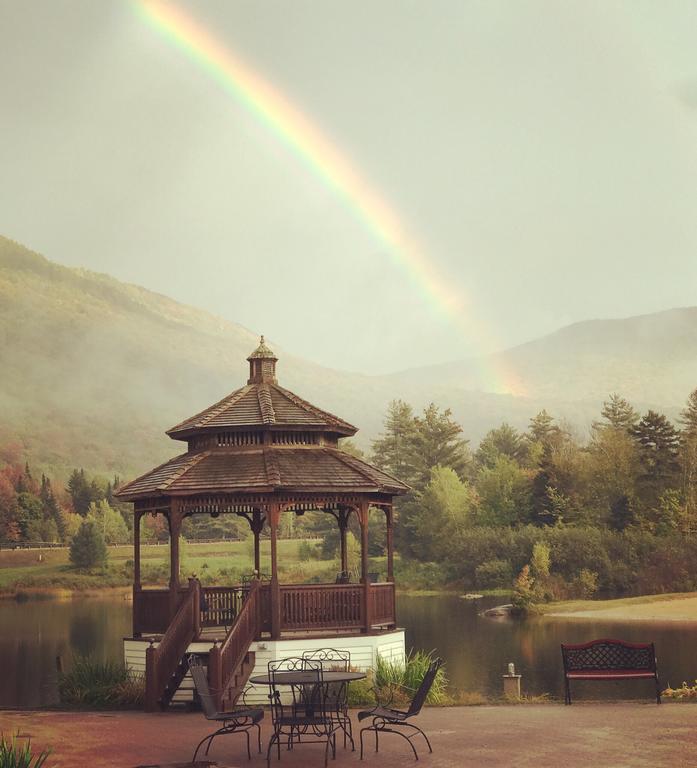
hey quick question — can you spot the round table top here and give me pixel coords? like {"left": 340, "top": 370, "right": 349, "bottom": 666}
{"left": 249, "top": 670, "right": 366, "bottom": 686}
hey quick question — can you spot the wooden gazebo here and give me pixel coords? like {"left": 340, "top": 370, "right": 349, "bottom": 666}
{"left": 116, "top": 337, "right": 408, "bottom": 710}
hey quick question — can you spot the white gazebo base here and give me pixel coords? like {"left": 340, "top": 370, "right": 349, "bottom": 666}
{"left": 124, "top": 629, "right": 406, "bottom": 705}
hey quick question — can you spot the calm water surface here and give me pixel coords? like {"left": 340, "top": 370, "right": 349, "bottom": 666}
{"left": 3, "top": 594, "right": 697, "bottom": 707}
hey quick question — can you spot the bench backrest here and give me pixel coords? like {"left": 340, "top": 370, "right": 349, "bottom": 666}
{"left": 561, "top": 639, "right": 656, "bottom": 672}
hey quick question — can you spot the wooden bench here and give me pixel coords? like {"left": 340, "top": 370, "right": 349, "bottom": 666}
{"left": 561, "top": 638, "right": 661, "bottom": 704}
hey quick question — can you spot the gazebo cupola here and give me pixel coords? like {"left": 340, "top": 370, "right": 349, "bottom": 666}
{"left": 247, "top": 335, "right": 278, "bottom": 384}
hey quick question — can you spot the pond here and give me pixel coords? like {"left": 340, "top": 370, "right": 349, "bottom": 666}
{"left": 3, "top": 593, "right": 697, "bottom": 707}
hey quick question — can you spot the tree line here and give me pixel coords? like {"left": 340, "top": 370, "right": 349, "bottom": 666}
{"left": 368, "top": 389, "right": 697, "bottom": 597}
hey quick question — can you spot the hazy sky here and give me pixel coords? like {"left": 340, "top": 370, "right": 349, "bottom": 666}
{"left": 2, "top": 1, "right": 697, "bottom": 374}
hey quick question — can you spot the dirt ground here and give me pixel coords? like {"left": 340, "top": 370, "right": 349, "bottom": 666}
{"left": 2, "top": 704, "right": 697, "bottom": 768}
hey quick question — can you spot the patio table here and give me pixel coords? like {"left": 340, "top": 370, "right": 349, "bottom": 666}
{"left": 249, "top": 670, "right": 366, "bottom": 686}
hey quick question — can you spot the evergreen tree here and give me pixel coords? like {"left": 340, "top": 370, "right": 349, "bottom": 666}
{"left": 69, "top": 521, "right": 107, "bottom": 568}
{"left": 476, "top": 423, "right": 525, "bottom": 469}
{"left": 679, "top": 388, "right": 697, "bottom": 531}
{"left": 595, "top": 394, "right": 639, "bottom": 432}
{"left": 680, "top": 388, "right": 697, "bottom": 438}
{"left": 40, "top": 474, "right": 65, "bottom": 540}
{"left": 371, "top": 400, "right": 416, "bottom": 481}
{"left": 16, "top": 491, "right": 44, "bottom": 540}
{"left": 527, "top": 410, "right": 560, "bottom": 446}
{"left": 405, "top": 403, "right": 470, "bottom": 488}
{"left": 609, "top": 494, "right": 635, "bottom": 531}
{"left": 631, "top": 411, "right": 680, "bottom": 482}
{"left": 631, "top": 410, "right": 681, "bottom": 514}
{"left": 67, "top": 469, "right": 96, "bottom": 516}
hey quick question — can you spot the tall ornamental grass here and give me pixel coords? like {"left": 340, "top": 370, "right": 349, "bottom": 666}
{"left": 0, "top": 733, "right": 50, "bottom": 768}
{"left": 57, "top": 656, "right": 144, "bottom": 709}
{"left": 375, "top": 650, "right": 448, "bottom": 705}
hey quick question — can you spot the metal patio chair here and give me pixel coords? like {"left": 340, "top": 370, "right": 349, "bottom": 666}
{"left": 188, "top": 655, "right": 264, "bottom": 761}
{"left": 266, "top": 656, "right": 337, "bottom": 768}
{"left": 302, "top": 648, "right": 354, "bottom": 750}
{"left": 358, "top": 657, "right": 443, "bottom": 761}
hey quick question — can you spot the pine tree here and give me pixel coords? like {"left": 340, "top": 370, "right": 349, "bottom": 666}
{"left": 67, "top": 469, "right": 95, "bottom": 516}
{"left": 476, "top": 423, "right": 525, "bottom": 469}
{"left": 371, "top": 400, "right": 416, "bottom": 481}
{"left": 631, "top": 411, "right": 681, "bottom": 515}
{"left": 680, "top": 388, "right": 697, "bottom": 438}
{"left": 69, "top": 521, "right": 107, "bottom": 568}
{"left": 40, "top": 474, "right": 65, "bottom": 540}
{"left": 527, "top": 410, "right": 559, "bottom": 446}
{"left": 595, "top": 394, "right": 639, "bottom": 432}
{"left": 405, "top": 403, "right": 470, "bottom": 489}
{"left": 679, "top": 388, "right": 697, "bottom": 531}
{"left": 631, "top": 411, "right": 680, "bottom": 481}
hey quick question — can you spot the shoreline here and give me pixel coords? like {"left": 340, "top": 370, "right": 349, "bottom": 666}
{"left": 0, "top": 586, "right": 132, "bottom": 601}
{"left": 542, "top": 592, "right": 697, "bottom": 622}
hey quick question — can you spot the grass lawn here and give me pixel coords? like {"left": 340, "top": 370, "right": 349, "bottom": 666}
{"left": 0, "top": 539, "right": 387, "bottom": 594}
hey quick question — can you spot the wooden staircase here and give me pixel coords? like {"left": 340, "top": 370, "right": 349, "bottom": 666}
{"left": 145, "top": 580, "right": 200, "bottom": 712}
{"left": 209, "top": 581, "right": 261, "bottom": 711}
{"left": 221, "top": 650, "right": 256, "bottom": 710}
{"left": 145, "top": 579, "right": 261, "bottom": 712}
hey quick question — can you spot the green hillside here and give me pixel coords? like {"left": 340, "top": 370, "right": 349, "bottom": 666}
{"left": 0, "top": 236, "right": 379, "bottom": 477}
{"left": 2, "top": 235, "right": 695, "bottom": 482}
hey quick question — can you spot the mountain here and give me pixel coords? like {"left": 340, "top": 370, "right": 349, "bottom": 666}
{"left": 1, "top": 235, "right": 696, "bottom": 479}
{"left": 392, "top": 308, "right": 697, "bottom": 405}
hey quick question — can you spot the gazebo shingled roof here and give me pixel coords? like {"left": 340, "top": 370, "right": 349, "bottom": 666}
{"left": 117, "top": 336, "right": 407, "bottom": 501}
{"left": 165, "top": 335, "right": 357, "bottom": 438}
{"left": 117, "top": 446, "right": 407, "bottom": 498}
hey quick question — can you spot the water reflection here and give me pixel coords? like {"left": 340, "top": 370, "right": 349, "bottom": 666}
{"left": 400, "top": 594, "right": 697, "bottom": 698}
{"left": 2, "top": 593, "right": 697, "bottom": 707}
{"left": 0, "top": 597, "right": 131, "bottom": 707}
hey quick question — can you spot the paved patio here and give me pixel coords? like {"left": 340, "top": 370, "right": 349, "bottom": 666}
{"left": 1, "top": 704, "right": 695, "bottom": 768}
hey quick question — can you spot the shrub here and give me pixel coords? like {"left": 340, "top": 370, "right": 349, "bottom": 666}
{"left": 58, "top": 655, "right": 143, "bottom": 708}
{"left": 298, "top": 540, "right": 317, "bottom": 562}
{"left": 511, "top": 565, "right": 535, "bottom": 614}
{"left": 69, "top": 521, "right": 107, "bottom": 569}
{"left": 475, "top": 559, "right": 513, "bottom": 588}
{"left": 574, "top": 568, "right": 599, "bottom": 598}
{"left": 0, "top": 732, "right": 50, "bottom": 768}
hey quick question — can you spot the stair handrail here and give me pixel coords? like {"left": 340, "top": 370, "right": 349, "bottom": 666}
{"left": 209, "top": 579, "right": 261, "bottom": 710}
{"left": 145, "top": 578, "right": 200, "bottom": 711}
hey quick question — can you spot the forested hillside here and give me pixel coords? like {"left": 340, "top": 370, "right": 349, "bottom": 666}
{"left": 2, "top": 235, "right": 697, "bottom": 480}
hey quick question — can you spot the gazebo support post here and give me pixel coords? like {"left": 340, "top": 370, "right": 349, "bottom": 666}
{"left": 359, "top": 501, "right": 371, "bottom": 633}
{"left": 133, "top": 510, "right": 142, "bottom": 636}
{"left": 168, "top": 503, "right": 183, "bottom": 618}
{"left": 386, "top": 507, "right": 394, "bottom": 582}
{"left": 269, "top": 504, "right": 281, "bottom": 639}
{"left": 252, "top": 509, "right": 263, "bottom": 573}
{"left": 338, "top": 507, "right": 350, "bottom": 575}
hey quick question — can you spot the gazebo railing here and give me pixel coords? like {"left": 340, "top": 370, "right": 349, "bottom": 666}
{"left": 200, "top": 586, "right": 248, "bottom": 627}
{"left": 370, "top": 582, "right": 396, "bottom": 628}
{"left": 133, "top": 580, "right": 396, "bottom": 638}
{"left": 280, "top": 583, "right": 363, "bottom": 631}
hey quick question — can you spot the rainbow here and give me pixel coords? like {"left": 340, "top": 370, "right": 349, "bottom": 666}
{"left": 133, "top": 0, "right": 525, "bottom": 396}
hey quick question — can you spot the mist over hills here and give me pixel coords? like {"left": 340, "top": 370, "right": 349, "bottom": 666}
{"left": 1, "top": 235, "right": 695, "bottom": 479}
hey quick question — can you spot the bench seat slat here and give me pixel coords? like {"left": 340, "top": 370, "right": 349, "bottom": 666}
{"left": 566, "top": 670, "right": 656, "bottom": 679}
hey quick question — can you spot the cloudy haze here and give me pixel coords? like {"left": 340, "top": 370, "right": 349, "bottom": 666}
{"left": 2, "top": 0, "right": 697, "bottom": 373}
